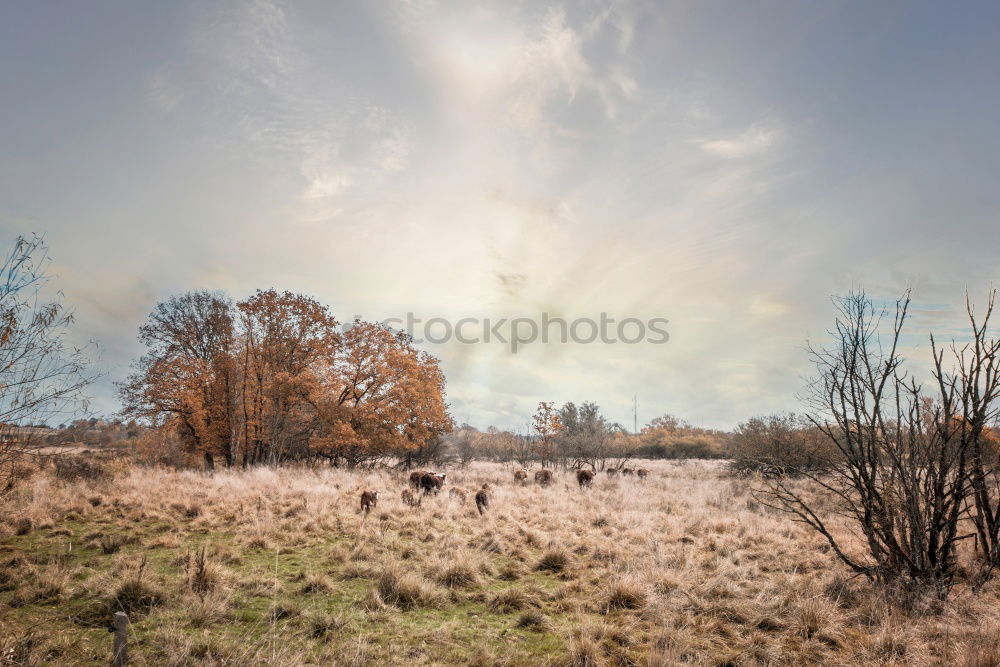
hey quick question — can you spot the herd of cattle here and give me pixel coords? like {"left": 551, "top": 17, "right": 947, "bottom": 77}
{"left": 359, "top": 465, "right": 651, "bottom": 516}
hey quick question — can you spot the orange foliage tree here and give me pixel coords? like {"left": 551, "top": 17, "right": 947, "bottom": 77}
{"left": 531, "top": 401, "right": 564, "bottom": 468}
{"left": 120, "top": 290, "right": 453, "bottom": 468}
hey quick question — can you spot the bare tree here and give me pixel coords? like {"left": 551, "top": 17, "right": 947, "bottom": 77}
{"left": 933, "top": 291, "right": 1000, "bottom": 581}
{"left": 763, "top": 292, "right": 970, "bottom": 595}
{"left": 0, "top": 235, "right": 96, "bottom": 493}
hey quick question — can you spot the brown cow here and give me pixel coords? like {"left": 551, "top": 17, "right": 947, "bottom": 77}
{"left": 360, "top": 490, "right": 378, "bottom": 514}
{"left": 636, "top": 468, "right": 650, "bottom": 479}
{"left": 475, "top": 485, "right": 490, "bottom": 516}
{"left": 449, "top": 487, "right": 468, "bottom": 503}
{"left": 606, "top": 468, "right": 618, "bottom": 477}
{"left": 409, "top": 470, "right": 428, "bottom": 489}
{"left": 418, "top": 472, "right": 446, "bottom": 495}
{"left": 576, "top": 469, "right": 595, "bottom": 488}
{"left": 401, "top": 488, "right": 421, "bottom": 507}
{"left": 534, "top": 469, "right": 553, "bottom": 486}
{"left": 514, "top": 469, "right": 529, "bottom": 485}
{"left": 620, "top": 467, "right": 635, "bottom": 476}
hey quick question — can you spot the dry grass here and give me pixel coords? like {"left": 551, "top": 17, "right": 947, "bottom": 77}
{"left": 1, "top": 460, "right": 1000, "bottom": 665}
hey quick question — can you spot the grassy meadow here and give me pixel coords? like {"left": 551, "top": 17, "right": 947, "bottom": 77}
{"left": 2, "top": 460, "right": 1000, "bottom": 665}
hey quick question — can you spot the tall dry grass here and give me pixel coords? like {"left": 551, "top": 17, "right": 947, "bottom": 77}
{"left": 1, "top": 460, "right": 999, "bottom": 664}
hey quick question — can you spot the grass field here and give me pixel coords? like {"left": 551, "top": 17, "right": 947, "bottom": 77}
{"left": 2, "top": 460, "right": 1000, "bottom": 665}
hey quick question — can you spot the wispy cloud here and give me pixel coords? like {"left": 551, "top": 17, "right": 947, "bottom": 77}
{"left": 698, "top": 125, "right": 781, "bottom": 159}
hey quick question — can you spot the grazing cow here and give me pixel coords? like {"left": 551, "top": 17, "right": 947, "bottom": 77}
{"left": 606, "top": 468, "right": 618, "bottom": 477}
{"left": 409, "top": 470, "right": 428, "bottom": 489}
{"left": 401, "top": 488, "right": 421, "bottom": 507}
{"left": 475, "top": 485, "right": 490, "bottom": 516}
{"left": 534, "top": 469, "right": 553, "bottom": 486}
{"left": 636, "top": 468, "right": 650, "bottom": 479}
{"left": 514, "top": 469, "right": 529, "bottom": 485}
{"left": 418, "top": 472, "right": 446, "bottom": 495}
{"left": 360, "top": 490, "right": 378, "bottom": 514}
{"left": 449, "top": 487, "right": 468, "bottom": 503}
{"left": 620, "top": 467, "right": 635, "bottom": 476}
{"left": 576, "top": 469, "right": 595, "bottom": 488}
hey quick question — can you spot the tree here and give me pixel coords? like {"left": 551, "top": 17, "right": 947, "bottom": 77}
{"left": 119, "top": 291, "right": 236, "bottom": 469}
{"left": 532, "top": 402, "right": 564, "bottom": 467}
{"left": 762, "top": 292, "right": 971, "bottom": 595}
{"left": 0, "top": 235, "right": 96, "bottom": 492}
{"left": 932, "top": 291, "right": 1000, "bottom": 581}
{"left": 121, "top": 289, "right": 452, "bottom": 469}
{"left": 558, "top": 401, "right": 623, "bottom": 469}
{"left": 312, "top": 320, "right": 453, "bottom": 466}
{"left": 728, "top": 413, "right": 832, "bottom": 475}
{"left": 237, "top": 289, "right": 339, "bottom": 466}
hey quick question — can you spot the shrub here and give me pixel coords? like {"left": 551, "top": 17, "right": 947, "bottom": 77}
{"left": 515, "top": 610, "right": 549, "bottom": 631}
{"left": 99, "top": 535, "right": 124, "bottom": 555}
{"left": 603, "top": 580, "right": 646, "bottom": 612}
{"left": 727, "top": 413, "right": 835, "bottom": 476}
{"left": 375, "top": 566, "right": 441, "bottom": 610}
{"left": 53, "top": 456, "right": 112, "bottom": 483}
{"left": 13, "top": 517, "right": 32, "bottom": 536}
{"left": 536, "top": 549, "right": 569, "bottom": 573}
{"left": 488, "top": 588, "right": 529, "bottom": 613}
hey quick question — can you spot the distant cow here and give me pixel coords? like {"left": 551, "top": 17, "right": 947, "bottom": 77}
{"left": 514, "top": 469, "right": 529, "bottom": 485}
{"left": 620, "top": 467, "right": 635, "bottom": 476}
{"left": 449, "top": 487, "right": 468, "bottom": 503}
{"left": 606, "top": 468, "right": 618, "bottom": 477}
{"left": 401, "top": 488, "right": 421, "bottom": 507}
{"left": 418, "top": 472, "right": 446, "bottom": 495}
{"left": 636, "top": 468, "right": 649, "bottom": 479}
{"left": 409, "top": 470, "right": 429, "bottom": 488}
{"left": 534, "top": 469, "right": 553, "bottom": 486}
{"left": 576, "top": 469, "right": 595, "bottom": 488}
{"left": 360, "top": 490, "right": 378, "bottom": 514}
{"left": 475, "top": 485, "right": 490, "bottom": 516}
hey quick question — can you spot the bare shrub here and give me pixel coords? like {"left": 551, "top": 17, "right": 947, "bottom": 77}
{"left": 728, "top": 413, "right": 833, "bottom": 476}
{"left": 762, "top": 292, "right": 976, "bottom": 594}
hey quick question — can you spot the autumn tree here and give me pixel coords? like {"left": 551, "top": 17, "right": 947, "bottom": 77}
{"left": 119, "top": 290, "right": 236, "bottom": 470}
{"left": 310, "top": 320, "right": 453, "bottom": 467}
{"left": 236, "top": 290, "right": 339, "bottom": 465}
{"left": 532, "top": 401, "right": 564, "bottom": 468}
{"left": 121, "top": 289, "right": 452, "bottom": 469}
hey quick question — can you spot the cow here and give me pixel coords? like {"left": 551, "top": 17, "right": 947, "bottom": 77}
{"left": 620, "top": 467, "right": 635, "bottom": 476}
{"left": 418, "top": 471, "right": 446, "bottom": 495}
{"left": 449, "top": 487, "right": 468, "bottom": 503}
{"left": 534, "top": 469, "right": 553, "bottom": 486}
{"left": 409, "top": 470, "right": 429, "bottom": 489}
{"left": 360, "top": 490, "right": 378, "bottom": 514}
{"left": 514, "top": 469, "right": 529, "bottom": 485}
{"left": 475, "top": 485, "right": 490, "bottom": 516}
{"left": 636, "top": 468, "right": 650, "bottom": 479}
{"left": 576, "top": 469, "right": 595, "bottom": 488}
{"left": 606, "top": 468, "right": 618, "bottom": 477}
{"left": 401, "top": 488, "right": 421, "bottom": 507}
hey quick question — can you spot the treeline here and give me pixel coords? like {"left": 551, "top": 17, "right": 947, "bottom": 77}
{"left": 407, "top": 402, "right": 731, "bottom": 469}
{"left": 119, "top": 290, "right": 453, "bottom": 469}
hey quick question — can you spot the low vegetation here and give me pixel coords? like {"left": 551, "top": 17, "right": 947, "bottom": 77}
{"left": 3, "top": 460, "right": 1000, "bottom": 665}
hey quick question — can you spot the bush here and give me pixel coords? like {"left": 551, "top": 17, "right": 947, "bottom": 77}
{"left": 727, "top": 413, "right": 835, "bottom": 476}
{"left": 375, "top": 566, "right": 442, "bottom": 609}
{"left": 536, "top": 549, "right": 569, "bottom": 573}
{"left": 53, "top": 456, "right": 112, "bottom": 483}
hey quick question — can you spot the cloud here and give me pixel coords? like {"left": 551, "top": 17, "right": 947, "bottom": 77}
{"left": 698, "top": 125, "right": 781, "bottom": 159}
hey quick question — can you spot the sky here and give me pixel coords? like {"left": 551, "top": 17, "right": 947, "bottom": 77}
{"left": 2, "top": 1, "right": 1000, "bottom": 430}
